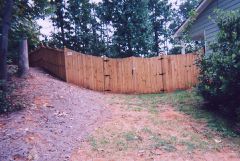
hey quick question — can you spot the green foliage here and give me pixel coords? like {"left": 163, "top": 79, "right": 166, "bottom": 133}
{"left": 47, "top": 0, "right": 179, "bottom": 57}
{"left": 49, "top": 0, "right": 106, "bottom": 56}
{"left": 108, "top": 0, "right": 154, "bottom": 57}
{"left": 178, "top": 0, "right": 200, "bottom": 21}
{"left": 197, "top": 9, "right": 240, "bottom": 119}
{"left": 0, "top": 66, "right": 24, "bottom": 113}
{"left": 170, "top": 0, "right": 202, "bottom": 53}
{"left": 0, "top": 80, "right": 9, "bottom": 113}
{"left": 0, "top": 0, "right": 50, "bottom": 63}
{"left": 148, "top": 0, "right": 172, "bottom": 56}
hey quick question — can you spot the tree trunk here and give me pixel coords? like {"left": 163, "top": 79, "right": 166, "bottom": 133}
{"left": 18, "top": 38, "right": 29, "bottom": 77}
{"left": 154, "top": 29, "right": 159, "bottom": 55}
{"left": 0, "top": 0, "right": 13, "bottom": 83}
{"left": 60, "top": 22, "right": 65, "bottom": 47}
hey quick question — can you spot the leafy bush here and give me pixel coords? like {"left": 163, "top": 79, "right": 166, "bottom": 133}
{"left": 0, "top": 66, "right": 22, "bottom": 113}
{"left": 197, "top": 9, "right": 240, "bottom": 117}
{"left": 0, "top": 81, "right": 9, "bottom": 113}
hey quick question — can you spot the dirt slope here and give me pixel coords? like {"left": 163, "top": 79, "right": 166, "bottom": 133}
{"left": 0, "top": 68, "right": 110, "bottom": 161}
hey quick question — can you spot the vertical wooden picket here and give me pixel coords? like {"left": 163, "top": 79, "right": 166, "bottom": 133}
{"left": 30, "top": 47, "right": 199, "bottom": 94}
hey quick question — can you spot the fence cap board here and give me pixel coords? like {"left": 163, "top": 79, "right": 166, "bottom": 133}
{"left": 30, "top": 46, "right": 63, "bottom": 55}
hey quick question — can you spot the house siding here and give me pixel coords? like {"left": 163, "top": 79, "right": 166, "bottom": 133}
{"left": 188, "top": 0, "right": 240, "bottom": 52}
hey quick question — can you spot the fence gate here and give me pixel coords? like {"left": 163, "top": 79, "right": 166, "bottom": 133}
{"left": 102, "top": 57, "right": 166, "bottom": 94}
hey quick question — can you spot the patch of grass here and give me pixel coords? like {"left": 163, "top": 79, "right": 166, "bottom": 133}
{"left": 88, "top": 136, "right": 98, "bottom": 150}
{"left": 164, "top": 90, "right": 239, "bottom": 137}
{"left": 127, "top": 105, "right": 143, "bottom": 112}
{"left": 123, "top": 131, "right": 139, "bottom": 142}
{"left": 107, "top": 90, "right": 240, "bottom": 154}
{"left": 148, "top": 116, "right": 164, "bottom": 125}
{"left": 115, "top": 140, "right": 128, "bottom": 151}
{"left": 148, "top": 107, "right": 159, "bottom": 114}
{"left": 87, "top": 136, "right": 111, "bottom": 151}
{"left": 179, "top": 133, "right": 217, "bottom": 152}
{"left": 137, "top": 90, "right": 239, "bottom": 137}
{"left": 99, "top": 137, "right": 110, "bottom": 146}
{"left": 181, "top": 141, "right": 196, "bottom": 151}
{"left": 141, "top": 127, "right": 153, "bottom": 134}
{"left": 150, "top": 135, "right": 177, "bottom": 152}
{"left": 137, "top": 94, "right": 162, "bottom": 114}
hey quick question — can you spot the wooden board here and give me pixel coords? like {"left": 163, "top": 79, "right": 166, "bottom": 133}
{"left": 30, "top": 47, "right": 199, "bottom": 94}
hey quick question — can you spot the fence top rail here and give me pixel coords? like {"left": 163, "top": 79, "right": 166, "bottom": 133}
{"left": 64, "top": 47, "right": 198, "bottom": 60}
{"left": 30, "top": 46, "right": 64, "bottom": 55}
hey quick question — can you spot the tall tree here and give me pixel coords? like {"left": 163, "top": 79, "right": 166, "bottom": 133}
{"left": 91, "top": 3, "right": 107, "bottom": 56}
{"left": 0, "top": 0, "right": 13, "bottom": 82}
{"left": 96, "top": 0, "right": 113, "bottom": 56}
{"left": 110, "top": 0, "right": 153, "bottom": 57}
{"left": 51, "top": 0, "right": 66, "bottom": 48}
{"left": 148, "top": 0, "right": 171, "bottom": 55}
{"left": 67, "top": 0, "right": 93, "bottom": 53}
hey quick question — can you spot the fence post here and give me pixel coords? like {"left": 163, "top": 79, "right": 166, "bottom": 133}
{"left": 18, "top": 38, "right": 29, "bottom": 77}
{"left": 63, "top": 47, "right": 69, "bottom": 82}
{"left": 103, "top": 56, "right": 110, "bottom": 92}
{"left": 161, "top": 55, "right": 169, "bottom": 92}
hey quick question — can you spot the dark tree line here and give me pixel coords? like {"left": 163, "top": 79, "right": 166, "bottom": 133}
{"left": 46, "top": 0, "right": 201, "bottom": 58}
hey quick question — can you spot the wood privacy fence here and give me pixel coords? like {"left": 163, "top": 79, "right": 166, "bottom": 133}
{"left": 30, "top": 47, "right": 199, "bottom": 94}
{"left": 29, "top": 47, "right": 66, "bottom": 81}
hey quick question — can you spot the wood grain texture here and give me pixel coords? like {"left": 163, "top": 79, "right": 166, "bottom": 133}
{"left": 30, "top": 47, "right": 199, "bottom": 94}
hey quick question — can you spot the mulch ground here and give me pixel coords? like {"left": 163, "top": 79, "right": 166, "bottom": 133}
{"left": 0, "top": 68, "right": 110, "bottom": 161}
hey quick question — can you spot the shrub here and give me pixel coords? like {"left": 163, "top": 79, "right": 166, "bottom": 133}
{"left": 197, "top": 9, "right": 240, "bottom": 116}
{"left": 0, "top": 81, "right": 9, "bottom": 113}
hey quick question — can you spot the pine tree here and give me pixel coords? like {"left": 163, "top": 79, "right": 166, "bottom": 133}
{"left": 111, "top": 0, "right": 153, "bottom": 57}
{"left": 68, "top": 0, "right": 102, "bottom": 55}
{"left": 96, "top": 0, "right": 113, "bottom": 57}
{"left": 178, "top": 0, "right": 200, "bottom": 21}
{"left": 148, "top": 0, "right": 171, "bottom": 55}
{"left": 51, "top": 0, "right": 67, "bottom": 48}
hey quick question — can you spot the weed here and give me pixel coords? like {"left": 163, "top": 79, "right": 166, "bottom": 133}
{"left": 181, "top": 141, "right": 196, "bottom": 151}
{"left": 150, "top": 135, "right": 177, "bottom": 152}
{"left": 99, "top": 137, "right": 110, "bottom": 146}
{"left": 116, "top": 140, "right": 128, "bottom": 151}
{"left": 123, "top": 131, "right": 139, "bottom": 142}
{"left": 88, "top": 136, "right": 98, "bottom": 150}
{"left": 148, "top": 107, "right": 158, "bottom": 114}
{"left": 141, "top": 127, "right": 152, "bottom": 134}
{"left": 127, "top": 105, "right": 143, "bottom": 112}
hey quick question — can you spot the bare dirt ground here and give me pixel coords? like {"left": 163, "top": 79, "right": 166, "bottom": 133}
{"left": 0, "top": 68, "right": 110, "bottom": 161}
{"left": 1, "top": 68, "right": 240, "bottom": 161}
{"left": 71, "top": 95, "right": 240, "bottom": 161}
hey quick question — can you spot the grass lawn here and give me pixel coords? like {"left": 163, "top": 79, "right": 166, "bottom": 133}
{"left": 71, "top": 89, "right": 240, "bottom": 160}
{"left": 143, "top": 90, "right": 239, "bottom": 137}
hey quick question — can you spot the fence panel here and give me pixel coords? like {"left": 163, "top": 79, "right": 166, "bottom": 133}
{"left": 65, "top": 48, "right": 105, "bottom": 91}
{"left": 30, "top": 47, "right": 199, "bottom": 94}
{"left": 29, "top": 47, "right": 66, "bottom": 81}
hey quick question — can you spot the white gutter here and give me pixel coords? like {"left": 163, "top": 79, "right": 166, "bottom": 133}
{"left": 173, "top": 0, "right": 214, "bottom": 38}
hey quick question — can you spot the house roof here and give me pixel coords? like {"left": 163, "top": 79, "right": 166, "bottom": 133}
{"left": 173, "top": 0, "right": 214, "bottom": 38}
